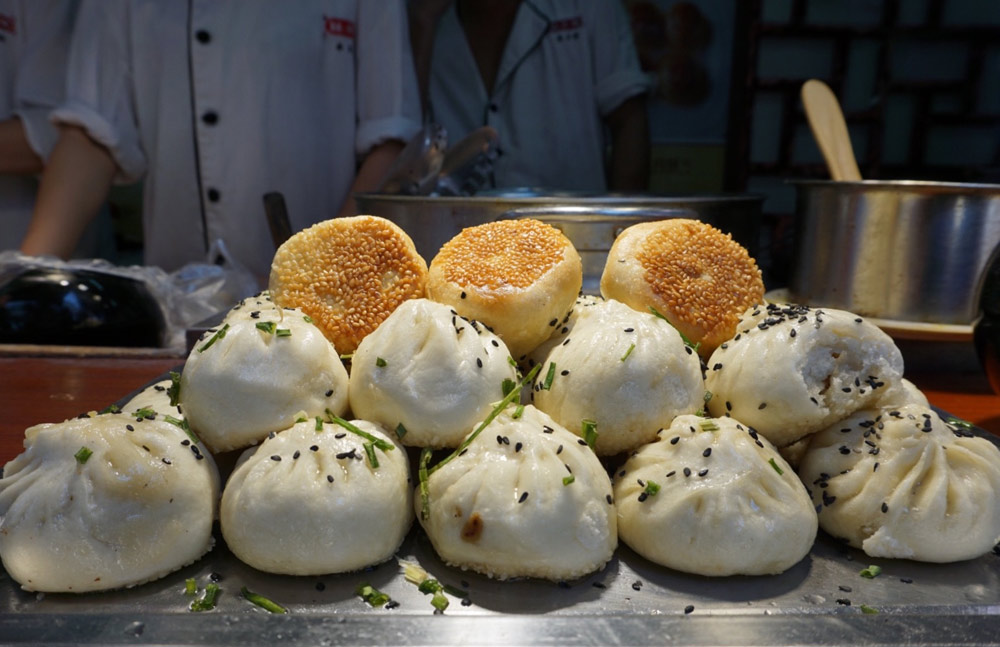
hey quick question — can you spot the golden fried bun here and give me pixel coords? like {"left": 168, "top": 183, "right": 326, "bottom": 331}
{"left": 269, "top": 215, "right": 428, "bottom": 354}
{"left": 600, "top": 219, "right": 764, "bottom": 356}
{"left": 427, "top": 219, "right": 582, "bottom": 360}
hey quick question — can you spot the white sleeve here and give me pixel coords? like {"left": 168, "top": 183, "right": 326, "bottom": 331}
{"left": 354, "top": 0, "right": 422, "bottom": 156}
{"left": 588, "top": 1, "right": 651, "bottom": 116}
{"left": 12, "top": 0, "right": 78, "bottom": 160}
{"left": 49, "top": 0, "right": 146, "bottom": 182}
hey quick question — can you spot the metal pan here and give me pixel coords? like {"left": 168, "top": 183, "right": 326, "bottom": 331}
{"left": 788, "top": 179, "right": 1000, "bottom": 325}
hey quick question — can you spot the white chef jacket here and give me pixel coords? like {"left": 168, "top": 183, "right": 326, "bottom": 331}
{"left": 427, "top": 0, "right": 650, "bottom": 192}
{"left": 54, "top": 0, "right": 421, "bottom": 279}
{"left": 0, "top": 0, "right": 76, "bottom": 251}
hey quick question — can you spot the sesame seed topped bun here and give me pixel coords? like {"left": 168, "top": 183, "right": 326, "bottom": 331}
{"left": 268, "top": 216, "right": 428, "bottom": 355}
{"left": 600, "top": 219, "right": 764, "bottom": 357}
{"left": 427, "top": 219, "right": 582, "bottom": 359}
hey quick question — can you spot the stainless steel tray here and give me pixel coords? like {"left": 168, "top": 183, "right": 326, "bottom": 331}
{"left": 3, "top": 404, "right": 1000, "bottom": 646}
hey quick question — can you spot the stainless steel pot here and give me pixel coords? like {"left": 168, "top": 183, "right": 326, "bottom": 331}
{"left": 354, "top": 189, "right": 763, "bottom": 265}
{"left": 789, "top": 179, "right": 1000, "bottom": 325}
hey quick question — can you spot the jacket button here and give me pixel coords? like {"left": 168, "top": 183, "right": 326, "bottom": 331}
{"left": 207, "top": 188, "right": 220, "bottom": 202}
{"left": 195, "top": 30, "right": 211, "bottom": 44}
{"left": 202, "top": 111, "right": 218, "bottom": 125}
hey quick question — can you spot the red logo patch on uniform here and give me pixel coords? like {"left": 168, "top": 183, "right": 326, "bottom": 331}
{"left": 0, "top": 14, "right": 17, "bottom": 35}
{"left": 550, "top": 16, "right": 582, "bottom": 32}
{"left": 323, "top": 15, "right": 355, "bottom": 39}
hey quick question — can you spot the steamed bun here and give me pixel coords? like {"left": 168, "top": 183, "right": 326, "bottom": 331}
{"left": 221, "top": 418, "right": 412, "bottom": 575}
{"left": 418, "top": 404, "right": 616, "bottom": 580}
{"left": 798, "top": 403, "right": 1000, "bottom": 562}
{"left": 532, "top": 298, "right": 704, "bottom": 455}
{"left": 349, "top": 298, "right": 517, "bottom": 448}
{"left": 122, "top": 378, "right": 183, "bottom": 420}
{"left": 614, "top": 415, "right": 816, "bottom": 576}
{"left": 0, "top": 412, "right": 219, "bottom": 592}
{"left": 705, "top": 303, "right": 904, "bottom": 447}
{"left": 180, "top": 293, "right": 349, "bottom": 453}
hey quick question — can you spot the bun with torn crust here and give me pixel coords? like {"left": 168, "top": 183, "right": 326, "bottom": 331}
{"left": 427, "top": 219, "right": 582, "bottom": 360}
{"left": 600, "top": 218, "right": 764, "bottom": 356}
{"left": 269, "top": 215, "right": 428, "bottom": 355}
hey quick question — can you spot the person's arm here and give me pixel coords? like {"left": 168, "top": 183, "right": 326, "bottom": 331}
{"left": 605, "top": 94, "right": 651, "bottom": 192}
{"left": 336, "top": 139, "right": 406, "bottom": 218}
{"left": 0, "top": 117, "right": 44, "bottom": 175}
{"left": 408, "top": 0, "right": 453, "bottom": 111}
{"left": 20, "top": 125, "right": 117, "bottom": 259}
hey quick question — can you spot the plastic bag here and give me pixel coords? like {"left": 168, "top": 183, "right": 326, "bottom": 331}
{"left": 0, "top": 239, "right": 259, "bottom": 351}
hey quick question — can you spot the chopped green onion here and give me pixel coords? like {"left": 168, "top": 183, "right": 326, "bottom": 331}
{"left": 190, "top": 583, "right": 220, "bottom": 612}
{"left": 501, "top": 378, "right": 517, "bottom": 397}
{"left": 507, "top": 356, "right": 518, "bottom": 368}
{"left": 944, "top": 416, "right": 974, "bottom": 430}
{"left": 431, "top": 591, "right": 449, "bottom": 611}
{"left": 699, "top": 420, "right": 720, "bottom": 432}
{"left": 703, "top": 390, "right": 713, "bottom": 405}
{"left": 648, "top": 306, "right": 699, "bottom": 351}
{"left": 620, "top": 343, "right": 636, "bottom": 362}
{"left": 255, "top": 321, "right": 276, "bottom": 334}
{"left": 74, "top": 446, "right": 92, "bottom": 464}
{"left": 375, "top": 357, "right": 387, "bottom": 367}
{"left": 198, "top": 323, "right": 230, "bottom": 352}
{"left": 303, "top": 315, "right": 314, "bottom": 324}
{"left": 429, "top": 364, "right": 543, "bottom": 477}
{"left": 275, "top": 328, "right": 292, "bottom": 337}
{"left": 241, "top": 586, "right": 287, "bottom": 613}
{"left": 417, "top": 579, "right": 442, "bottom": 595}
{"left": 184, "top": 578, "right": 197, "bottom": 596}
{"left": 355, "top": 583, "right": 390, "bottom": 608}
{"left": 582, "top": 419, "right": 598, "bottom": 451}
{"left": 340, "top": 352, "right": 354, "bottom": 361}
{"left": 768, "top": 457, "right": 784, "bottom": 475}
{"left": 98, "top": 403, "right": 121, "bottom": 415}
{"left": 512, "top": 404, "right": 525, "bottom": 419}
{"left": 542, "top": 362, "right": 557, "bottom": 390}
{"left": 418, "top": 447, "right": 433, "bottom": 521}
{"left": 859, "top": 565, "right": 882, "bottom": 579}
{"left": 315, "top": 416, "right": 324, "bottom": 431}
{"left": 132, "top": 407, "right": 156, "bottom": 419}
{"left": 394, "top": 422, "right": 407, "bottom": 439}
{"left": 327, "top": 413, "right": 394, "bottom": 452}
{"left": 860, "top": 604, "right": 879, "bottom": 615}
{"left": 164, "top": 415, "right": 200, "bottom": 445}
{"left": 643, "top": 480, "right": 661, "bottom": 497}
{"left": 363, "top": 442, "right": 379, "bottom": 469}
{"left": 401, "top": 559, "right": 428, "bottom": 585}
{"left": 563, "top": 475, "right": 575, "bottom": 486}
{"left": 167, "top": 371, "right": 182, "bottom": 407}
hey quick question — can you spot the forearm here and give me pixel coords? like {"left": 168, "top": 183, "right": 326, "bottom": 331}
{"left": 606, "top": 95, "right": 651, "bottom": 192}
{"left": 337, "top": 139, "right": 406, "bottom": 218}
{"left": 20, "top": 125, "right": 117, "bottom": 259}
{"left": 0, "top": 117, "right": 44, "bottom": 175}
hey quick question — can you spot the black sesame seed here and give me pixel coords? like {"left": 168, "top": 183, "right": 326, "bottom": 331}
{"left": 638, "top": 492, "right": 648, "bottom": 502}
{"left": 461, "top": 598, "right": 473, "bottom": 607}
{"left": 557, "top": 445, "right": 564, "bottom": 454}
{"left": 327, "top": 475, "right": 334, "bottom": 483}
{"left": 515, "top": 442, "right": 523, "bottom": 453}
{"left": 325, "top": 389, "right": 334, "bottom": 397}
{"left": 881, "top": 502, "right": 888, "bottom": 513}
{"left": 560, "top": 370, "right": 570, "bottom": 376}
{"left": 310, "top": 445, "right": 319, "bottom": 452}
{"left": 631, "top": 581, "right": 642, "bottom": 591}
{"left": 900, "top": 577, "right": 913, "bottom": 584}
{"left": 335, "top": 432, "right": 347, "bottom": 439}
{"left": 126, "top": 424, "right": 134, "bottom": 431}
{"left": 162, "top": 458, "right": 172, "bottom": 465}
{"left": 666, "top": 470, "right": 676, "bottom": 477}
{"left": 703, "top": 447, "right": 712, "bottom": 457}
{"left": 270, "top": 455, "right": 281, "bottom": 461}
{"left": 839, "top": 585, "right": 852, "bottom": 592}
{"left": 491, "top": 339, "right": 499, "bottom": 347}
{"left": 293, "top": 450, "right": 301, "bottom": 459}
{"left": 670, "top": 436, "right": 680, "bottom": 445}
{"left": 549, "top": 318, "right": 558, "bottom": 326}
{"left": 698, "top": 468, "right": 709, "bottom": 477}
{"left": 758, "top": 402, "right": 767, "bottom": 410}
{"left": 181, "top": 439, "right": 190, "bottom": 446}
{"left": 684, "top": 605, "right": 695, "bottom": 614}
{"left": 518, "top": 492, "right": 529, "bottom": 503}
{"left": 839, "top": 446, "right": 851, "bottom": 455}
{"left": 461, "top": 291, "right": 467, "bottom": 299}
{"left": 606, "top": 494, "right": 614, "bottom": 504}
{"left": 837, "top": 598, "right": 852, "bottom": 606}
{"left": 543, "top": 425, "right": 554, "bottom": 433}
{"left": 578, "top": 439, "right": 587, "bottom": 445}
{"left": 683, "top": 467, "right": 691, "bottom": 477}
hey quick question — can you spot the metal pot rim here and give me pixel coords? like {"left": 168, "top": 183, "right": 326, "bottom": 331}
{"left": 788, "top": 178, "right": 1000, "bottom": 194}
{"left": 354, "top": 190, "right": 765, "bottom": 206}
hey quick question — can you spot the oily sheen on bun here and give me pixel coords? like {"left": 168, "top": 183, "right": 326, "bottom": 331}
{"left": 0, "top": 412, "right": 219, "bottom": 592}
{"left": 600, "top": 218, "right": 764, "bottom": 356}
{"left": 614, "top": 415, "right": 816, "bottom": 576}
{"left": 269, "top": 215, "right": 428, "bottom": 354}
{"left": 221, "top": 418, "right": 412, "bottom": 575}
{"left": 798, "top": 404, "right": 1000, "bottom": 562}
{"left": 427, "top": 219, "right": 582, "bottom": 360}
